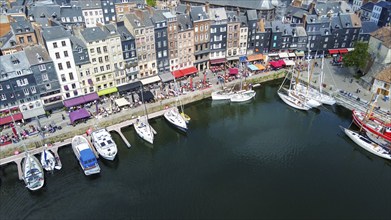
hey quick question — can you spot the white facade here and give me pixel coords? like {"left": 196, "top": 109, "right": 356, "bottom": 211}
{"left": 371, "top": 78, "right": 390, "bottom": 96}
{"left": 45, "top": 38, "right": 81, "bottom": 99}
{"left": 108, "top": 35, "right": 126, "bottom": 86}
{"left": 82, "top": 9, "right": 104, "bottom": 28}
{"left": 77, "top": 63, "right": 94, "bottom": 95}
{"left": 239, "top": 26, "right": 248, "bottom": 57}
{"left": 352, "top": 0, "right": 364, "bottom": 12}
{"left": 370, "top": 5, "right": 382, "bottom": 25}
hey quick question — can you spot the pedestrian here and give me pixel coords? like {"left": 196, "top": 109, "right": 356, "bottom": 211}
{"left": 61, "top": 114, "right": 65, "bottom": 120}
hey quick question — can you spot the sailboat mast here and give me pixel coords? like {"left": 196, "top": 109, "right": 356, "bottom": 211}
{"left": 140, "top": 85, "right": 148, "bottom": 121}
{"left": 319, "top": 52, "right": 325, "bottom": 93}
{"left": 7, "top": 105, "right": 29, "bottom": 153}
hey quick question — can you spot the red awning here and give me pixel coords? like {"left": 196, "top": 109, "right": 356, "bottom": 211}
{"left": 210, "top": 58, "right": 226, "bottom": 65}
{"left": 172, "top": 70, "right": 184, "bottom": 78}
{"left": 0, "top": 113, "right": 23, "bottom": 126}
{"left": 339, "top": 49, "right": 348, "bottom": 54}
{"left": 329, "top": 49, "right": 339, "bottom": 54}
{"left": 181, "top": 66, "right": 198, "bottom": 76}
{"left": 229, "top": 68, "right": 239, "bottom": 75}
{"left": 269, "top": 60, "right": 285, "bottom": 68}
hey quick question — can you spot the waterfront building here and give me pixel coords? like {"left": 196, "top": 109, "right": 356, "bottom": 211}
{"left": 190, "top": 5, "right": 210, "bottom": 71}
{"left": 360, "top": 2, "right": 375, "bottom": 21}
{"left": 226, "top": 11, "right": 241, "bottom": 67}
{"left": 152, "top": 10, "right": 170, "bottom": 73}
{"left": 78, "top": 0, "right": 104, "bottom": 28}
{"left": 42, "top": 26, "right": 81, "bottom": 100}
{"left": 24, "top": 45, "right": 62, "bottom": 112}
{"left": 238, "top": 14, "right": 248, "bottom": 58}
{"left": 176, "top": 14, "right": 195, "bottom": 71}
{"left": 368, "top": 26, "right": 391, "bottom": 64}
{"left": 181, "top": 0, "right": 277, "bottom": 21}
{"left": 352, "top": 0, "right": 370, "bottom": 12}
{"left": 371, "top": 66, "right": 391, "bottom": 97}
{"left": 208, "top": 7, "right": 227, "bottom": 69}
{"left": 329, "top": 13, "right": 362, "bottom": 50}
{"left": 302, "top": 14, "right": 330, "bottom": 52}
{"left": 101, "top": 0, "right": 117, "bottom": 24}
{"left": 69, "top": 35, "right": 93, "bottom": 95}
{"left": 254, "top": 18, "right": 272, "bottom": 55}
{"left": 164, "top": 10, "right": 179, "bottom": 72}
{"left": 78, "top": 25, "right": 123, "bottom": 96}
{"left": 114, "top": 0, "right": 145, "bottom": 21}
{"left": 370, "top": 1, "right": 391, "bottom": 27}
{"left": 10, "top": 17, "right": 38, "bottom": 49}
{"left": 116, "top": 21, "right": 139, "bottom": 82}
{"left": 123, "top": 11, "right": 158, "bottom": 78}
{"left": 104, "top": 24, "right": 126, "bottom": 88}
{"left": 270, "top": 21, "right": 292, "bottom": 53}
{"left": 245, "top": 10, "right": 259, "bottom": 55}
{"left": 0, "top": 51, "right": 40, "bottom": 120}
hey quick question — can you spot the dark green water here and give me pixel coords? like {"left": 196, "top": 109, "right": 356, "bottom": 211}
{"left": 1, "top": 82, "right": 390, "bottom": 220}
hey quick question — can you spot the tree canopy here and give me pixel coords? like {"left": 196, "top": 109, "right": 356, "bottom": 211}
{"left": 146, "top": 0, "right": 156, "bottom": 7}
{"left": 342, "top": 42, "right": 370, "bottom": 70}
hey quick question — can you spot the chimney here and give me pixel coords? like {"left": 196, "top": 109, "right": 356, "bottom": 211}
{"left": 302, "top": 14, "right": 307, "bottom": 29}
{"left": 205, "top": 1, "right": 209, "bottom": 13}
{"left": 259, "top": 18, "right": 265, "bottom": 32}
{"left": 309, "top": 1, "right": 315, "bottom": 14}
{"left": 236, "top": 7, "right": 240, "bottom": 16}
{"left": 186, "top": 3, "right": 190, "bottom": 15}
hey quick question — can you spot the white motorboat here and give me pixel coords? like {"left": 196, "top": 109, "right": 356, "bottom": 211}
{"left": 72, "top": 135, "right": 101, "bottom": 175}
{"left": 40, "top": 146, "right": 56, "bottom": 172}
{"left": 230, "top": 90, "right": 256, "bottom": 103}
{"left": 134, "top": 115, "right": 154, "bottom": 144}
{"left": 23, "top": 153, "right": 44, "bottom": 191}
{"left": 277, "top": 89, "right": 312, "bottom": 111}
{"left": 211, "top": 89, "right": 235, "bottom": 101}
{"left": 341, "top": 126, "right": 391, "bottom": 160}
{"left": 164, "top": 107, "right": 188, "bottom": 132}
{"left": 90, "top": 128, "right": 118, "bottom": 160}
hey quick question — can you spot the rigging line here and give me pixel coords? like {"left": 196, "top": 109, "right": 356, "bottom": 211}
{"left": 324, "top": 58, "right": 338, "bottom": 93}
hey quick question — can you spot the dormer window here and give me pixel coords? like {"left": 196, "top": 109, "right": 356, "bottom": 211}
{"left": 11, "top": 56, "right": 20, "bottom": 64}
{"left": 36, "top": 53, "right": 43, "bottom": 62}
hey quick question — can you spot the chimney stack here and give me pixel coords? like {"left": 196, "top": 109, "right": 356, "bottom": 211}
{"left": 309, "top": 1, "right": 315, "bottom": 14}
{"left": 205, "top": 1, "right": 210, "bottom": 13}
{"left": 236, "top": 7, "right": 240, "bottom": 16}
{"left": 302, "top": 13, "right": 307, "bottom": 29}
{"left": 186, "top": 3, "right": 190, "bottom": 15}
{"left": 259, "top": 18, "right": 265, "bottom": 32}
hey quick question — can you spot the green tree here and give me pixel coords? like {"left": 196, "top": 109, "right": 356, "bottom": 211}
{"left": 342, "top": 42, "right": 370, "bottom": 71}
{"left": 146, "top": 0, "right": 156, "bottom": 7}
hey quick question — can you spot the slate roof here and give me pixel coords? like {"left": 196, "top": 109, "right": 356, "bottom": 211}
{"left": 151, "top": 10, "right": 166, "bottom": 23}
{"left": 360, "top": 21, "right": 379, "bottom": 34}
{"left": 176, "top": 4, "right": 187, "bottom": 15}
{"left": 246, "top": 10, "right": 258, "bottom": 21}
{"left": 181, "top": 0, "right": 277, "bottom": 10}
{"left": 0, "top": 32, "right": 16, "bottom": 49}
{"left": 69, "top": 35, "right": 87, "bottom": 49}
{"left": 60, "top": 6, "right": 83, "bottom": 20}
{"left": 295, "top": 26, "right": 307, "bottom": 37}
{"left": 226, "top": 11, "right": 240, "bottom": 23}
{"left": 177, "top": 14, "right": 193, "bottom": 31}
{"left": 117, "top": 22, "right": 134, "bottom": 40}
{"left": 190, "top": 6, "right": 209, "bottom": 22}
{"left": 208, "top": 7, "right": 227, "bottom": 22}
{"left": 239, "top": 15, "right": 248, "bottom": 27}
{"left": 361, "top": 2, "right": 375, "bottom": 12}
{"left": 103, "top": 24, "right": 119, "bottom": 37}
{"left": 42, "top": 26, "right": 71, "bottom": 41}
{"left": 315, "top": 1, "right": 352, "bottom": 16}
{"left": 124, "top": 11, "right": 153, "bottom": 28}
{"left": 80, "top": 27, "right": 108, "bottom": 42}
{"left": 0, "top": 51, "right": 30, "bottom": 73}
{"left": 77, "top": 0, "right": 101, "bottom": 10}
{"left": 10, "top": 18, "right": 34, "bottom": 34}
{"left": 24, "top": 45, "right": 52, "bottom": 65}
{"left": 28, "top": 4, "right": 61, "bottom": 20}
{"left": 375, "top": 1, "right": 391, "bottom": 9}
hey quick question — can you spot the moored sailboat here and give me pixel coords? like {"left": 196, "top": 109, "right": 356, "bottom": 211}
{"left": 341, "top": 126, "right": 391, "bottom": 160}
{"left": 23, "top": 153, "right": 45, "bottom": 191}
{"left": 134, "top": 85, "right": 156, "bottom": 144}
{"left": 40, "top": 146, "right": 56, "bottom": 172}
{"left": 164, "top": 107, "right": 188, "bottom": 132}
{"left": 352, "top": 109, "right": 391, "bottom": 143}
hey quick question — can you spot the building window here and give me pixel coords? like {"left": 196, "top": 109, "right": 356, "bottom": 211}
{"left": 27, "top": 36, "right": 33, "bottom": 42}
{"left": 69, "top": 72, "right": 74, "bottom": 80}
{"left": 61, "top": 41, "right": 66, "bottom": 46}
{"left": 55, "top": 52, "right": 60, "bottom": 59}
{"left": 39, "top": 64, "right": 46, "bottom": 71}
{"left": 64, "top": 51, "right": 69, "bottom": 57}
{"left": 66, "top": 61, "right": 71, "bottom": 69}
{"left": 58, "top": 63, "right": 63, "bottom": 70}
{"left": 53, "top": 42, "right": 58, "bottom": 48}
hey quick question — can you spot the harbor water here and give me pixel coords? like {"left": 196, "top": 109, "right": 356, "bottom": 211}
{"left": 1, "top": 82, "right": 390, "bottom": 220}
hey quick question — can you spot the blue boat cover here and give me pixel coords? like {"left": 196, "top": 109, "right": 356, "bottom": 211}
{"left": 80, "top": 149, "right": 96, "bottom": 168}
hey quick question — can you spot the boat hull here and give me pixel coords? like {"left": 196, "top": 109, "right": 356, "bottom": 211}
{"left": 133, "top": 116, "right": 154, "bottom": 144}
{"left": 91, "top": 129, "right": 118, "bottom": 161}
{"left": 342, "top": 126, "right": 391, "bottom": 160}
{"left": 230, "top": 90, "right": 256, "bottom": 103}
{"left": 164, "top": 108, "right": 188, "bottom": 132}
{"left": 40, "top": 149, "right": 56, "bottom": 172}
{"left": 72, "top": 136, "right": 101, "bottom": 176}
{"left": 211, "top": 90, "right": 234, "bottom": 101}
{"left": 278, "top": 91, "right": 311, "bottom": 111}
{"left": 352, "top": 110, "right": 391, "bottom": 143}
{"left": 23, "top": 154, "right": 44, "bottom": 191}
